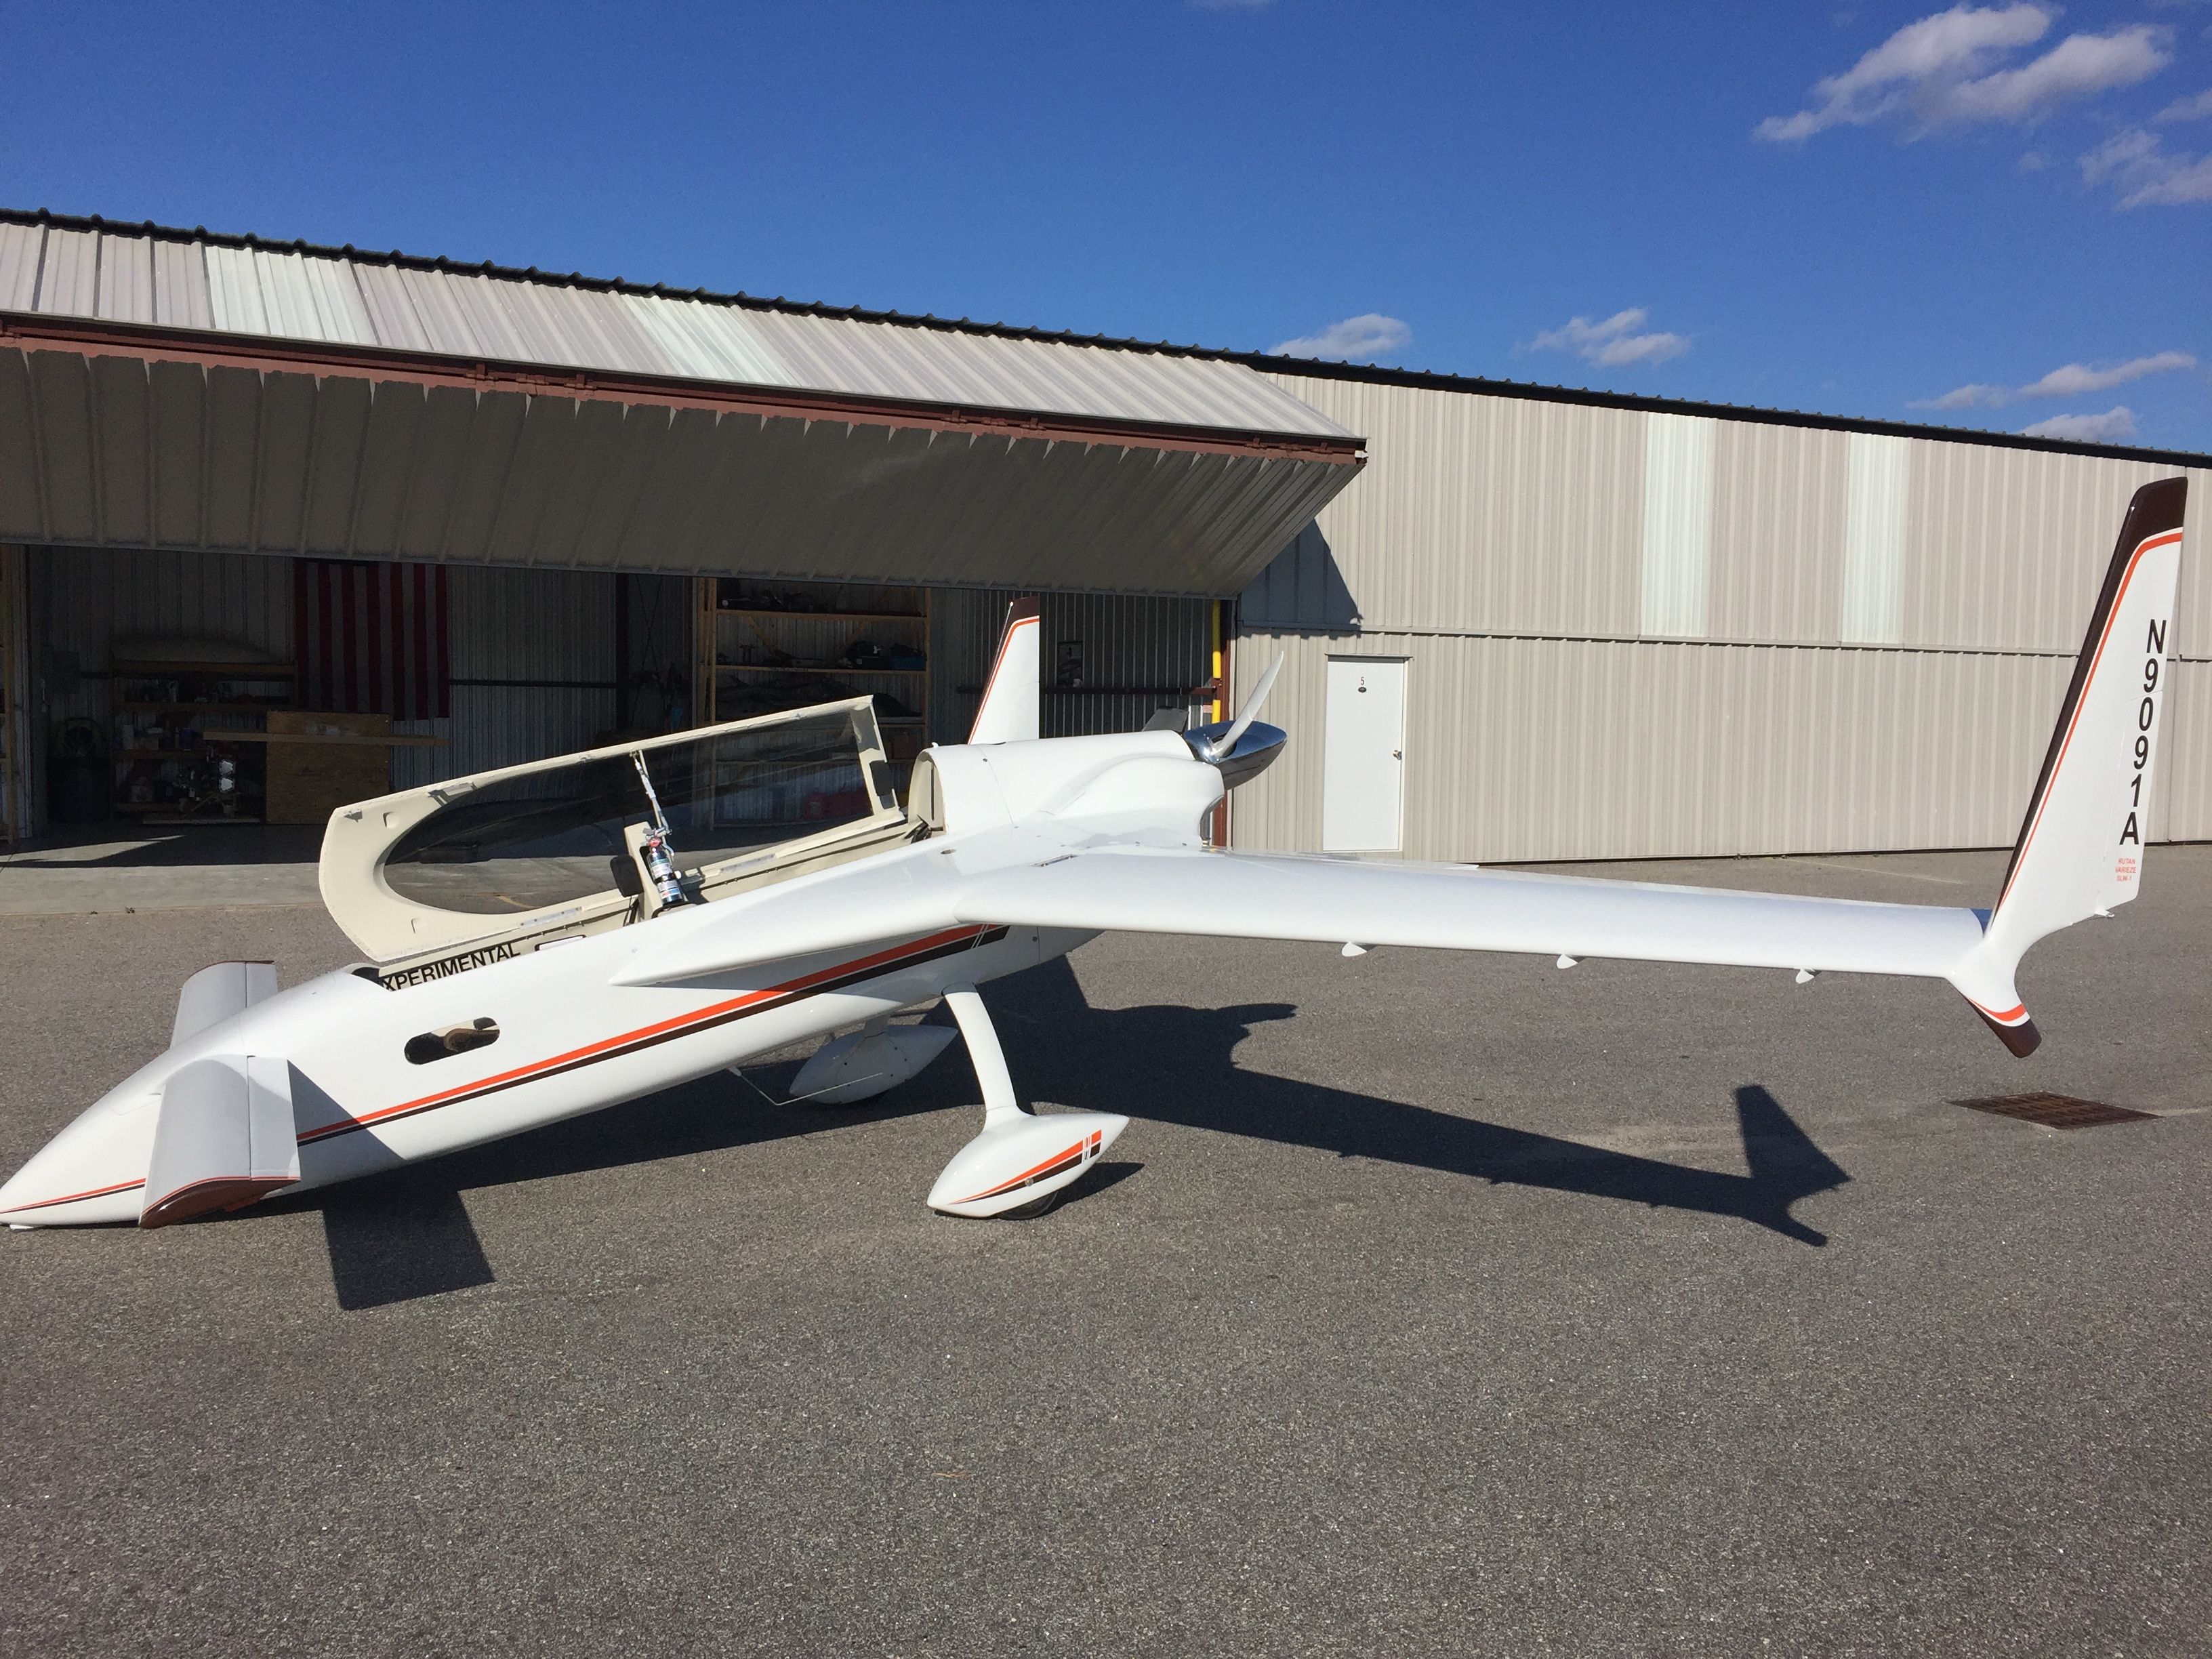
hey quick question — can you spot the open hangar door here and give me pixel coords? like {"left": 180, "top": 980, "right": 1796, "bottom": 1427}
{"left": 0, "top": 218, "right": 1365, "bottom": 840}
{"left": 689, "top": 574, "right": 1216, "bottom": 799}
{"left": 17, "top": 543, "right": 694, "bottom": 834}
{"left": 926, "top": 588, "right": 1215, "bottom": 744}
{"left": 9, "top": 541, "right": 1219, "bottom": 839}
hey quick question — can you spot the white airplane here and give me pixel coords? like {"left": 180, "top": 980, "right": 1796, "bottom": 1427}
{"left": 0, "top": 480, "right": 2188, "bottom": 1230}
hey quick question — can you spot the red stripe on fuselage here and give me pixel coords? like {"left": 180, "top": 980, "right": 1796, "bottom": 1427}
{"left": 5, "top": 928, "right": 1009, "bottom": 1218}
{"left": 3, "top": 1176, "right": 146, "bottom": 1214}
{"left": 295, "top": 925, "right": 1001, "bottom": 1145}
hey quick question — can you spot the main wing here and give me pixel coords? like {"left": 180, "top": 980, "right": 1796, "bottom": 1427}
{"left": 951, "top": 844, "right": 1985, "bottom": 979}
{"left": 620, "top": 478, "right": 2184, "bottom": 1062}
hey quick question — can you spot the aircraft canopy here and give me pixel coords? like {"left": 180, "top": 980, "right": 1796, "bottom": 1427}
{"left": 320, "top": 697, "right": 912, "bottom": 965}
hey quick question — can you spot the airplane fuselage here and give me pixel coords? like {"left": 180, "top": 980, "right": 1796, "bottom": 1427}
{"left": 3, "top": 722, "right": 1230, "bottom": 1228}
{"left": 5, "top": 910, "right": 1096, "bottom": 1226}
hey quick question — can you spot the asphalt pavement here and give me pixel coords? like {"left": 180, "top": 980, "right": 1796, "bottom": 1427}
{"left": 1, "top": 846, "right": 2207, "bottom": 1657}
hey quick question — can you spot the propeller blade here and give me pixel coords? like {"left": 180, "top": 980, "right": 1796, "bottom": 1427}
{"left": 1206, "top": 654, "right": 1284, "bottom": 760}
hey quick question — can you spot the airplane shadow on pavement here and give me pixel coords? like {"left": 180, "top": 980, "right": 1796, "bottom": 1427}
{"left": 295, "top": 954, "right": 1849, "bottom": 1310}
{"left": 986, "top": 956, "right": 1849, "bottom": 1250}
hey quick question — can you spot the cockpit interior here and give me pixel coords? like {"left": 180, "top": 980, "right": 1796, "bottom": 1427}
{"left": 320, "top": 697, "right": 924, "bottom": 970}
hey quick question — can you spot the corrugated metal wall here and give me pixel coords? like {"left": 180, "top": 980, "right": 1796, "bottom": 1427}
{"left": 1246, "top": 377, "right": 1646, "bottom": 638}
{"left": 33, "top": 545, "right": 295, "bottom": 731}
{"left": 1228, "top": 630, "right": 2114, "bottom": 861}
{"left": 1, "top": 548, "right": 31, "bottom": 840}
{"left": 930, "top": 589, "right": 1210, "bottom": 743}
{"left": 26, "top": 546, "right": 617, "bottom": 799}
{"left": 2169, "top": 661, "right": 2212, "bottom": 838}
{"left": 622, "top": 571, "right": 694, "bottom": 733}
{"left": 388, "top": 565, "right": 617, "bottom": 787}
{"left": 21, "top": 539, "right": 1214, "bottom": 818}
{"left": 1235, "top": 372, "right": 2212, "bottom": 861}
{"left": 22, "top": 541, "right": 1197, "bottom": 817}
{"left": 17, "top": 356, "right": 2206, "bottom": 863}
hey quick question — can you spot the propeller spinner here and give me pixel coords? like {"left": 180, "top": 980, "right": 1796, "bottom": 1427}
{"left": 1184, "top": 654, "right": 1288, "bottom": 788}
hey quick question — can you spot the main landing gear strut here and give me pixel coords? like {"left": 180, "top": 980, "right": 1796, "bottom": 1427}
{"left": 924, "top": 986, "right": 1128, "bottom": 1219}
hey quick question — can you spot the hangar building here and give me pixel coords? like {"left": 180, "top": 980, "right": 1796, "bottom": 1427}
{"left": 1, "top": 208, "right": 2206, "bottom": 866}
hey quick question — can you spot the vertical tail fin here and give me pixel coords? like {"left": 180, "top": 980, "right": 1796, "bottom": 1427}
{"left": 1951, "top": 477, "right": 2188, "bottom": 1054}
{"left": 968, "top": 598, "right": 1041, "bottom": 744}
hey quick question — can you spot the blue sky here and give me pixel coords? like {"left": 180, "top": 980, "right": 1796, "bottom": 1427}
{"left": 4, "top": 1, "right": 2208, "bottom": 451}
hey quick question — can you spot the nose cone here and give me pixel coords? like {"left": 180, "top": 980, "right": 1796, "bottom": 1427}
{"left": 0, "top": 1095, "right": 156, "bottom": 1228}
{"left": 1184, "top": 719, "right": 1287, "bottom": 790}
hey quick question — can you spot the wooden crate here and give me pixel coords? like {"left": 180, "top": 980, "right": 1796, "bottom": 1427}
{"left": 262, "top": 710, "right": 394, "bottom": 824}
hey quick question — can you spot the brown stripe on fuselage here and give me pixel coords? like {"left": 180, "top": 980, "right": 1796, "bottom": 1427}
{"left": 297, "top": 926, "right": 1010, "bottom": 1146}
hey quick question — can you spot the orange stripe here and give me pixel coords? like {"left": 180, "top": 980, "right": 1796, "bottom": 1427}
{"left": 968, "top": 614, "right": 1037, "bottom": 741}
{"left": 297, "top": 924, "right": 991, "bottom": 1143}
{"left": 142, "top": 1174, "right": 274, "bottom": 1214}
{"left": 1970, "top": 998, "right": 2028, "bottom": 1024}
{"left": 957, "top": 1136, "right": 1088, "bottom": 1204}
{"left": 5, "top": 1177, "right": 146, "bottom": 1213}
{"left": 1999, "top": 529, "right": 2184, "bottom": 912}
{"left": 9, "top": 928, "right": 1000, "bottom": 1214}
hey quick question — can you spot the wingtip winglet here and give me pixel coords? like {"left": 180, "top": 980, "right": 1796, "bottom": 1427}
{"left": 1967, "top": 998, "right": 2043, "bottom": 1059}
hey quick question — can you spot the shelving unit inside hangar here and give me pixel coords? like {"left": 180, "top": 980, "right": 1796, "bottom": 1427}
{"left": 693, "top": 579, "right": 930, "bottom": 793}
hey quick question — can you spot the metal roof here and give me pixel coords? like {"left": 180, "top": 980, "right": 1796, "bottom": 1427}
{"left": 0, "top": 211, "right": 1355, "bottom": 446}
{"left": 5, "top": 207, "right": 2200, "bottom": 470}
{"left": 1255, "top": 356, "right": 2212, "bottom": 471}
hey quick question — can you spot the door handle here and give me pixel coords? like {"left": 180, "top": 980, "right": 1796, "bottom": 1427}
{"left": 1392, "top": 750, "right": 1402, "bottom": 760}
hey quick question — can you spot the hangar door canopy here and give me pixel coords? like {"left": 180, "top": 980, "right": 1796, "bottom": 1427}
{"left": 0, "top": 216, "right": 1369, "bottom": 600}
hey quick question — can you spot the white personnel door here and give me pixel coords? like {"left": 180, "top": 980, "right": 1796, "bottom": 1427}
{"left": 1322, "top": 657, "right": 1407, "bottom": 853}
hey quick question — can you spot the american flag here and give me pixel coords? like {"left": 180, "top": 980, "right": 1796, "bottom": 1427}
{"left": 293, "top": 560, "right": 450, "bottom": 720}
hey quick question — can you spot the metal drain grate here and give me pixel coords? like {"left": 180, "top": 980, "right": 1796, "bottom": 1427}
{"left": 1950, "top": 1092, "right": 2156, "bottom": 1130}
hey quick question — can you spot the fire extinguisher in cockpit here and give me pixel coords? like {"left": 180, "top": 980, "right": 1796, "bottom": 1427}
{"left": 640, "top": 830, "right": 686, "bottom": 912}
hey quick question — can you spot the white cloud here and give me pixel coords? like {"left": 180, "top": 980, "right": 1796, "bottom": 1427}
{"left": 1758, "top": 3, "right": 2051, "bottom": 138}
{"left": 1757, "top": 5, "right": 2171, "bottom": 140}
{"left": 1269, "top": 314, "right": 1411, "bottom": 362}
{"left": 2131, "top": 151, "right": 2212, "bottom": 201}
{"left": 1917, "top": 382, "right": 2007, "bottom": 409}
{"left": 1526, "top": 308, "right": 1690, "bottom": 368}
{"left": 2081, "top": 126, "right": 2212, "bottom": 204}
{"left": 1913, "top": 351, "right": 2196, "bottom": 409}
{"left": 1938, "top": 25, "right": 2171, "bottom": 122}
{"left": 2156, "top": 86, "right": 2212, "bottom": 121}
{"left": 2020, "top": 351, "right": 2196, "bottom": 396}
{"left": 2081, "top": 125, "right": 2164, "bottom": 179}
{"left": 2022, "top": 406, "right": 2138, "bottom": 441}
